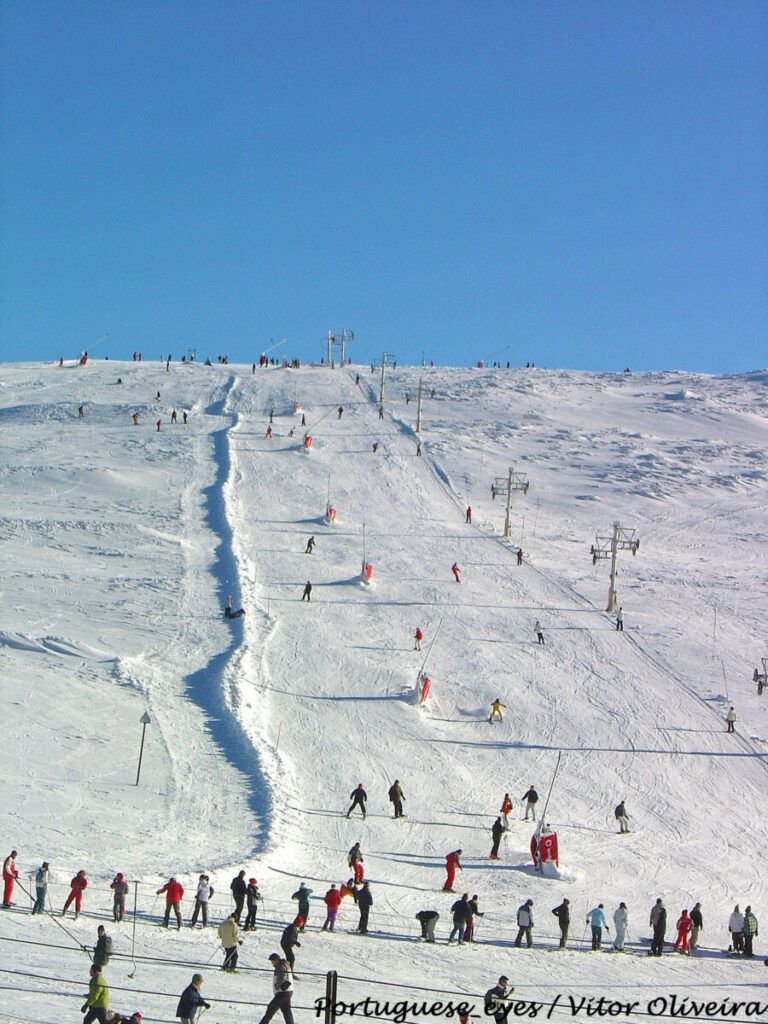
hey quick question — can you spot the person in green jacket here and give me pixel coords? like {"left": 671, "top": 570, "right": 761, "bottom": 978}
{"left": 81, "top": 964, "right": 109, "bottom": 1023}
{"left": 743, "top": 907, "right": 759, "bottom": 958}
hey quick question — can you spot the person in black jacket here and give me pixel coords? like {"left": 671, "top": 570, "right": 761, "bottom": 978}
{"left": 484, "top": 976, "right": 512, "bottom": 1024}
{"left": 449, "top": 894, "right": 471, "bottom": 944}
{"left": 280, "top": 918, "right": 302, "bottom": 970}
{"left": 357, "top": 881, "right": 373, "bottom": 934}
{"left": 244, "top": 878, "right": 262, "bottom": 931}
{"left": 522, "top": 786, "right": 538, "bottom": 821}
{"left": 465, "top": 895, "right": 484, "bottom": 942}
{"left": 650, "top": 899, "right": 667, "bottom": 956}
{"left": 176, "top": 974, "right": 210, "bottom": 1024}
{"left": 552, "top": 898, "right": 570, "bottom": 948}
{"left": 230, "top": 870, "right": 247, "bottom": 924}
{"left": 690, "top": 903, "right": 703, "bottom": 952}
{"left": 415, "top": 909, "right": 439, "bottom": 942}
{"left": 347, "top": 783, "right": 367, "bottom": 819}
{"left": 490, "top": 817, "right": 504, "bottom": 859}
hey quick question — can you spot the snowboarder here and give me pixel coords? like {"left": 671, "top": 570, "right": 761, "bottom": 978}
{"left": 615, "top": 800, "right": 630, "bottom": 833}
{"left": 190, "top": 874, "right": 213, "bottom": 928}
{"left": 465, "top": 894, "right": 483, "bottom": 942}
{"left": 534, "top": 619, "right": 545, "bottom": 645}
{"left": 244, "top": 878, "right": 262, "bottom": 931}
{"left": 346, "top": 783, "right": 367, "bottom": 819}
{"left": 230, "top": 870, "right": 247, "bottom": 924}
{"left": 110, "top": 873, "right": 129, "bottom": 922}
{"left": 485, "top": 977, "right": 513, "bottom": 1024}
{"left": 500, "top": 793, "right": 513, "bottom": 826}
{"left": 218, "top": 914, "right": 240, "bottom": 972}
{"left": 33, "top": 861, "right": 50, "bottom": 915}
{"left": 388, "top": 779, "right": 405, "bottom": 818}
{"left": 305, "top": 536, "right": 315, "bottom": 554}
{"left": 280, "top": 918, "right": 301, "bottom": 969}
{"left": 451, "top": 562, "right": 461, "bottom": 583}
{"left": 587, "top": 904, "right": 609, "bottom": 950}
{"left": 301, "top": 581, "right": 312, "bottom": 602}
{"left": 81, "top": 964, "right": 109, "bottom": 1024}
{"left": 689, "top": 902, "right": 703, "bottom": 952}
{"left": 322, "top": 885, "right": 341, "bottom": 931}
{"left": 729, "top": 904, "right": 745, "bottom": 953}
{"left": 291, "top": 883, "right": 312, "bottom": 930}
{"left": 650, "top": 898, "right": 667, "bottom": 956}
{"left": 674, "top": 909, "right": 692, "bottom": 953}
{"left": 2, "top": 850, "right": 19, "bottom": 907}
{"left": 348, "top": 842, "right": 364, "bottom": 883}
{"left": 489, "top": 699, "right": 506, "bottom": 723}
{"left": 490, "top": 817, "right": 504, "bottom": 859}
{"left": 63, "top": 869, "right": 88, "bottom": 918}
{"left": 522, "top": 786, "right": 538, "bottom": 821}
{"left": 449, "top": 893, "right": 471, "bottom": 943}
{"left": 515, "top": 899, "right": 534, "bottom": 947}
{"left": 414, "top": 627, "right": 423, "bottom": 651}
{"left": 157, "top": 876, "right": 184, "bottom": 929}
{"left": 726, "top": 706, "right": 736, "bottom": 733}
{"left": 516, "top": 548, "right": 523, "bottom": 566}
{"left": 415, "top": 910, "right": 439, "bottom": 942}
{"left": 443, "top": 849, "right": 462, "bottom": 892}
{"left": 613, "top": 902, "right": 628, "bottom": 951}
{"left": 552, "top": 899, "right": 570, "bottom": 948}
{"left": 616, "top": 606, "right": 624, "bottom": 631}
{"left": 175, "top": 970, "right": 208, "bottom": 1019}
{"left": 357, "top": 881, "right": 373, "bottom": 934}
{"left": 743, "top": 906, "right": 758, "bottom": 958}
{"left": 466, "top": 506, "right": 472, "bottom": 524}
{"left": 93, "top": 925, "right": 112, "bottom": 968}
{"left": 259, "top": 954, "right": 294, "bottom": 1024}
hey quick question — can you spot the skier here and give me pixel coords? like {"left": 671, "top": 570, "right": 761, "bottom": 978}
{"left": 388, "top": 779, "right": 405, "bottom": 818}
{"left": 465, "top": 894, "right": 483, "bottom": 942}
{"left": 729, "top": 904, "right": 745, "bottom": 953}
{"left": 552, "top": 899, "right": 570, "bottom": 948}
{"left": 157, "top": 876, "right": 184, "bottom": 929}
{"left": 63, "top": 869, "right": 88, "bottom": 918}
{"left": 79, "top": 405, "right": 84, "bottom": 418}
{"left": 357, "top": 881, "right": 373, "bottom": 934}
{"left": 244, "top": 878, "right": 262, "bottom": 931}
{"left": 265, "top": 425, "right": 273, "bottom": 439}
{"left": 32, "top": 861, "right": 50, "bottom": 915}
{"left": 534, "top": 619, "right": 545, "bottom": 645}
{"left": 346, "top": 783, "right": 367, "bottom": 819}
{"left": 587, "top": 904, "right": 609, "bottom": 950}
{"left": 726, "top": 706, "right": 736, "bottom": 733}
{"left": 171, "top": 409, "right": 177, "bottom": 423}
{"left": 489, "top": 699, "right": 506, "bottom": 723}
{"left": 500, "top": 793, "right": 513, "bottom": 827}
{"left": 132, "top": 412, "right": 139, "bottom": 425}
{"left": 743, "top": 906, "right": 758, "bottom": 958}
{"left": 515, "top": 899, "right": 535, "bottom": 947}
{"left": 613, "top": 902, "right": 629, "bottom": 951}
{"left": 522, "top": 786, "right": 539, "bottom": 821}
{"left": 183, "top": 411, "right": 187, "bottom": 424}
{"left": 280, "top": 917, "right": 301, "bottom": 970}
{"left": 270, "top": 409, "right": 274, "bottom": 422}
{"left": 674, "top": 909, "right": 692, "bottom": 953}
{"left": 516, "top": 548, "right": 523, "bottom": 566}
{"left": 305, "top": 536, "right": 315, "bottom": 554}
{"left": 110, "top": 873, "right": 129, "bottom": 922}
{"left": 415, "top": 909, "right": 439, "bottom": 942}
{"left": 81, "top": 963, "right": 109, "bottom": 1024}
{"left": 689, "top": 902, "right": 703, "bottom": 952}
{"left": 291, "top": 883, "right": 312, "bottom": 930}
{"left": 416, "top": 441, "right": 422, "bottom": 456}
{"left": 93, "top": 925, "right": 113, "bottom": 968}
{"left": 156, "top": 419, "right": 161, "bottom": 432}
{"left": 616, "top": 606, "right": 624, "bottom": 631}
{"left": 615, "top": 800, "right": 630, "bottom": 833}
{"left": 466, "top": 506, "right": 472, "bottom": 524}
{"left": 338, "top": 406, "right": 343, "bottom": 419}
{"left": 451, "top": 562, "right": 461, "bottom": 583}
{"left": 258, "top": 953, "right": 294, "bottom": 1024}
{"left": 379, "top": 405, "right": 384, "bottom": 419}
{"left": 490, "top": 817, "right": 504, "bottom": 859}
{"left": 2, "top": 850, "right": 19, "bottom": 907}
{"left": 230, "top": 870, "right": 247, "bottom": 924}
{"left": 340, "top": 877, "right": 360, "bottom": 904}
{"left": 372, "top": 441, "right": 379, "bottom": 453}
{"left": 322, "top": 885, "right": 341, "bottom": 932}
{"left": 484, "top": 976, "right": 513, "bottom": 1024}
{"left": 217, "top": 913, "right": 241, "bottom": 972}
{"left": 449, "top": 893, "right": 471, "bottom": 943}
{"left": 348, "top": 842, "right": 364, "bottom": 883}
{"left": 443, "top": 849, "right": 462, "bottom": 892}
{"left": 175, "top": 974, "right": 208, "bottom": 1024}
{"left": 301, "top": 581, "right": 312, "bottom": 602}
{"left": 190, "top": 874, "right": 213, "bottom": 928}
{"left": 649, "top": 898, "right": 667, "bottom": 956}
{"left": 414, "top": 627, "right": 423, "bottom": 651}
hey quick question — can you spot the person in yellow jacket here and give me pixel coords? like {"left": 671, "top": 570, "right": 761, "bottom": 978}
{"left": 489, "top": 699, "right": 506, "bottom": 723}
{"left": 81, "top": 964, "right": 109, "bottom": 1024}
{"left": 218, "top": 913, "right": 241, "bottom": 972}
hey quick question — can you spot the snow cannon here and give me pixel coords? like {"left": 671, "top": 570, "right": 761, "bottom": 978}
{"left": 303, "top": 434, "right": 313, "bottom": 449}
{"left": 419, "top": 674, "right": 431, "bottom": 704}
{"left": 365, "top": 563, "right": 372, "bottom": 582}
{"left": 531, "top": 826, "right": 559, "bottom": 871}
{"left": 325, "top": 505, "right": 337, "bottom": 523}
{"left": 294, "top": 401, "right": 301, "bottom": 412}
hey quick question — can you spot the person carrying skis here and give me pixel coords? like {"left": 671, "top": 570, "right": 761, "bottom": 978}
{"left": 357, "top": 881, "right": 373, "bottom": 934}
{"left": 33, "top": 861, "right": 50, "bottom": 915}
{"left": 465, "top": 895, "right": 483, "bottom": 942}
{"left": 291, "top": 883, "right": 312, "bottom": 930}
{"left": 449, "top": 893, "right": 471, "bottom": 943}
{"left": 490, "top": 817, "right": 504, "bottom": 860}
{"left": 81, "top": 963, "right": 109, "bottom": 1024}
{"left": 414, "top": 627, "right": 423, "bottom": 651}
{"left": 157, "top": 877, "right": 184, "bottom": 929}
{"left": 2, "top": 850, "right": 18, "bottom": 907}
{"left": 217, "top": 913, "right": 241, "bottom": 972}
{"left": 500, "top": 793, "right": 513, "bottom": 826}
{"left": 301, "top": 581, "right": 312, "bottom": 602}
{"left": 689, "top": 902, "right": 703, "bottom": 952}
{"left": 280, "top": 918, "right": 302, "bottom": 970}
{"left": 443, "top": 849, "right": 462, "bottom": 892}
{"left": 176, "top": 973, "right": 210, "bottom": 1024}
{"left": 322, "top": 885, "right": 341, "bottom": 932}
{"left": 388, "top": 780, "right": 405, "bottom": 818}
{"left": 522, "top": 786, "right": 538, "bottom": 821}
{"left": 489, "top": 699, "right": 506, "bottom": 723}
{"left": 415, "top": 909, "right": 439, "bottom": 942}
{"left": 348, "top": 843, "right": 364, "bottom": 883}
{"left": 305, "top": 536, "right": 315, "bottom": 554}
{"left": 110, "top": 873, "right": 129, "bottom": 922}
{"left": 230, "top": 870, "right": 247, "bottom": 924}
{"left": 93, "top": 925, "right": 113, "bottom": 968}
{"left": 63, "top": 869, "right": 88, "bottom": 918}
{"left": 346, "top": 783, "right": 367, "bottom": 819}
{"left": 587, "top": 904, "right": 609, "bottom": 950}
{"left": 613, "top": 902, "right": 629, "bottom": 951}
{"left": 534, "top": 620, "right": 545, "bottom": 645}
{"left": 451, "top": 562, "right": 461, "bottom": 583}
{"left": 244, "top": 878, "right": 262, "bottom": 931}
{"left": 674, "top": 909, "right": 692, "bottom": 953}
{"left": 743, "top": 906, "right": 758, "bottom": 958}
{"left": 552, "top": 899, "right": 570, "bottom": 948}
{"left": 190, "top": 874, "right": 213, "bottom": 928}
{"left": 515, "top": 899, "right": 535, "bottom": 948}
{"left": 650, "top": 898, "right": 667, "bottom": 956}
{"left": 615, "top": 800, "right": 630, "bottom": 833}
{"left": 259, "top": 954, "right": 294, "bottom": 1024}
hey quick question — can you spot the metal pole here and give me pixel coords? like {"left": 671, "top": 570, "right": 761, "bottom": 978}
{"left": 416, "top": 617, "right": 443, "bottom": 696}
{"left": 327, "top": 330, "right": 332, "bottom": 366}
{"left": 607, "top": 522, "right": 619, "bottom": 611}
{"left": 379, "top": 351, "right": 386, "bottom": 405}
{"left": 324, "top": 970, "right": 338, "bottom": 1024}
{"left": 416, "top": 379, "right": 423, "bottom": 433}
{"left": 504, "top": 468, "right": 513, "bottom": 538}
{"left": 135, "top": 715, "right": 151, "bottom": 785}
{"left": 341, "top": 329, "right": 346, "bottom": 364}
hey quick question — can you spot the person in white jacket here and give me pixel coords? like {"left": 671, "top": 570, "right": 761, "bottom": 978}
{"left": 728, "top": 905, "right": 745, "bottom": 953}
{"left": 190, "top": 874, "right": 213, "bottom": 928}
{"left": 613, "top": 902, "right": 629, "bottom": 951}
{"left": 258, "top": 953, "right": 294, "bottom": 1024}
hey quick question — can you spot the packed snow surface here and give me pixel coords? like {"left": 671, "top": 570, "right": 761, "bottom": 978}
{"left": 1, "top": 359, "right": 767, "bottom": 1024}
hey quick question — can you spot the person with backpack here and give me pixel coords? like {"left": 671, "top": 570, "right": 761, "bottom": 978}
{"left": 93, "top": 925, "right": 113, "bottom": 969}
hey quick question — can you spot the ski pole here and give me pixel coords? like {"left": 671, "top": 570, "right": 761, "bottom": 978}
{"left": 580, "top": 921, "right": 590, "bottom": 950}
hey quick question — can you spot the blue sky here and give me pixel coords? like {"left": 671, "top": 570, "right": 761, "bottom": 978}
{"left": 1, "top": 0, "right": 766, "bottom": 371}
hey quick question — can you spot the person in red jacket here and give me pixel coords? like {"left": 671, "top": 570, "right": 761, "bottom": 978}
{"left": 322, "top": 884, "right": 342, "bottom": 932}
{"left": 2, "top": 851, "right": 19, "bottom": 906}
{"left": 414, "top": 627, "right": 423, "bottom": 651}
{"left": 443, "top": 850, "right": 462, "bottom": 892}
{"left": 466, "top": 507, "right": 472, "bottom": 524}
{"left": 157, "top": 877, "right": 184, "bottom": 929}
{"left": 451, "top": 563, "right": 461, "bottom": 583}
{"left": 674, "top": 909, "right": 692, "bottom": 953}
{"left": 62, "top": 870, "right": 87, "bottom": 918}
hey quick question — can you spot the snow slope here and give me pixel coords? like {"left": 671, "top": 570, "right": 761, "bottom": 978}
{"left": 0, "top": 359, "right": 766, "bottom": 1024}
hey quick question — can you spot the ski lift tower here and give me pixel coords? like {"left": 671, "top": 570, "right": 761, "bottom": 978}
{"left": 590, "top": 522, "right": 640, "bottom": 612}
{"left": 325, "top": 328, "right": 355, "bottom": 365}
{"left": 491, "top": 467, "right": 529, "bottom": 538}
{"left": 378, "top": 350, "right": 397, "bottom": 405}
